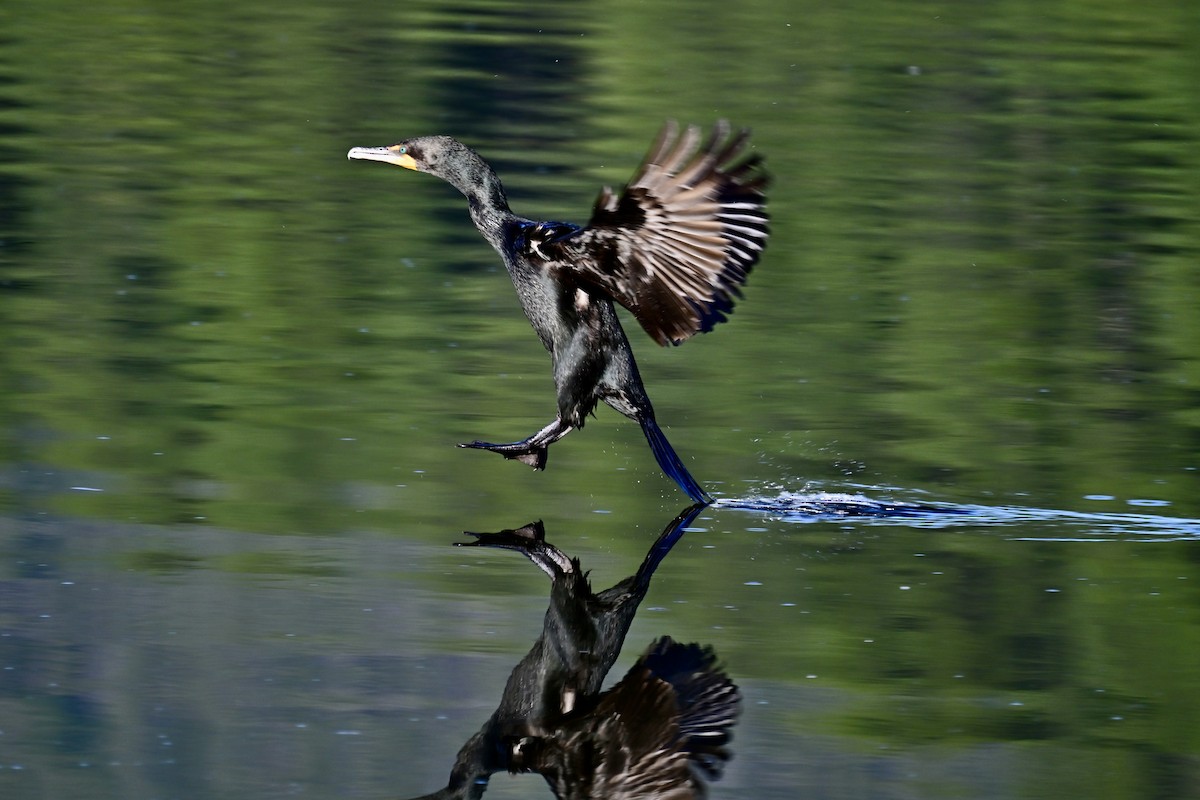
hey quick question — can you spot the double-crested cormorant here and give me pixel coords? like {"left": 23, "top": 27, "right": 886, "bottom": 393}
{"left": 348, "top": 122, "right": 769, "bottom": 502}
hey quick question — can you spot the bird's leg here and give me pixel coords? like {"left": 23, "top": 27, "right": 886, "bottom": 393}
{"left": 458, "top": 417, "right": 575, "bottom": 471}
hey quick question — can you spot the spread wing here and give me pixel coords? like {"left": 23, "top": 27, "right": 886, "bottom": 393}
{"left": 542, "top": 120, "right": 770, "bottom": 346}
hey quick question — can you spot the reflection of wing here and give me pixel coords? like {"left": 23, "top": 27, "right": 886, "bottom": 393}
{"left": 582, "top": 671, "right": 695, "bottom": 800}
{"left": 528, "top": 664, "right": 696, "bottom": 800}
{"left": 526, "top": 638, "right": 741, "bottom": 800}
{"left": 542, "top": 121, "right": 770, "bottom": 346}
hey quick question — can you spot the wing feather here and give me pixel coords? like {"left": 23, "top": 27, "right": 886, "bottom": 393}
{"left": 541, "top": 120, "right": 770, "bottom": 345}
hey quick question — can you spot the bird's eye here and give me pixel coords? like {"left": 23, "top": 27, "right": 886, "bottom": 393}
{"left": 397, "top": 146, "right": 407, "bottom": 154}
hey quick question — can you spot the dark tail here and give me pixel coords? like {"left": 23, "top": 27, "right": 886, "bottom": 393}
{"left": 640, "top": 418, "right": 712, "bottom": 504}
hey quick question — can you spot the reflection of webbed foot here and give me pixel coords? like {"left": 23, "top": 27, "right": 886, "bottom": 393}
{"left": 457, "top": 522, "right": 575, "bottom": 577}
{"left": 459, "top": 439, "right": 548, "bottom": 470}
{"left": 458, "top": 521, "right": 545, "bottom": 552}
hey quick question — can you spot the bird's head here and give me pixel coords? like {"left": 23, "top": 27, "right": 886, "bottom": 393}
{"left": 348, "top": 136, "right": 483, "bottom": 182}
{"left": 348, "top": 135, "right": 508, "bottom": 213}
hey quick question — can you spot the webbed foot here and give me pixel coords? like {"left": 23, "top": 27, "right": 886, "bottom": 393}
{"left": 459, "top": 440, "right": 549, "bottom": 470}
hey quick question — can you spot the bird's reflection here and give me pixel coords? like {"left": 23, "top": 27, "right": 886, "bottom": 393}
{"left": 408, "top": 503, "right": 741, "bottom": 800}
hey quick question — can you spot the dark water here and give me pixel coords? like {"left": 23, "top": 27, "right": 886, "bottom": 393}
{"left": 3, "top": 1, "right": 1200, "bottom": 798}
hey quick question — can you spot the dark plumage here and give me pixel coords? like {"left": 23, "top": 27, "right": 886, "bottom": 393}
{"left": 348, "top": 122, "right": 769, "bottom": 502}
{"left": 512, "top": 636, "right": 741, "bottom": 800}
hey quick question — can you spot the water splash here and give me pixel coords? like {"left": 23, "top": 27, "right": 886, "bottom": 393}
{"left": 714, "top": 492, "right": 957, "bottom": 520}
{"left": 712, "top": 491, "right": 1200, "bottom": 541}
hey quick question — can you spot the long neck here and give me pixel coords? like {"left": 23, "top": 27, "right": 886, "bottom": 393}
{"left": 440, "top": 728, "right": 498, "bottom": 800}
{"left": 444, "top": 155, "right": 514, "bottom": 251}
{"left": 466, "top": 182, "right": 514, "bottom": 251}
